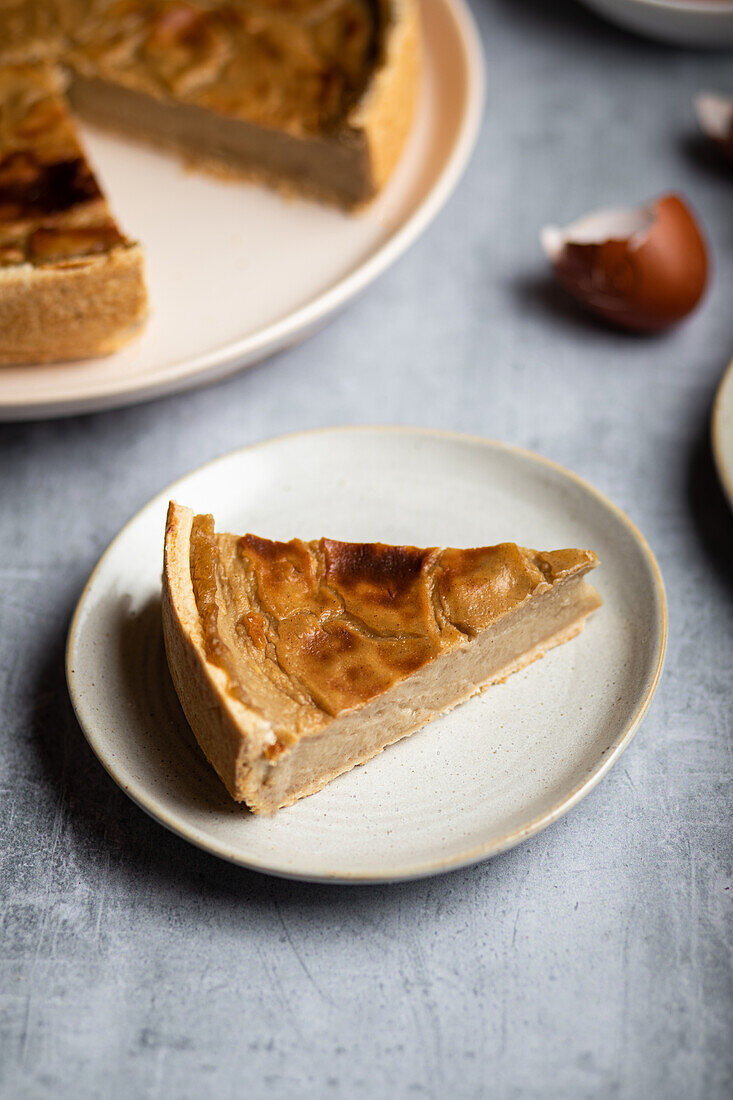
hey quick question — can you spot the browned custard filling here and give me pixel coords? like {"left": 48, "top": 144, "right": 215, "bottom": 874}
{"left": 188, "top": 512, "right": 599, "bottom": 753}
{"left": 0, "top": 63, "right": 131, "bottom": 267}
{"left": 65, "top": 0, "right": 379, "bottom": 136}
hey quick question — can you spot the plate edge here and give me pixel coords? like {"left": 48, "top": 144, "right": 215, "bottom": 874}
{"left": 711, "top": 356, "right": 733, "bottom": 512}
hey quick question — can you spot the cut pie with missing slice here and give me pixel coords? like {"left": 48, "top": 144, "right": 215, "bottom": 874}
{"left": 0, "top": 62, "right": 147, "bottom": 363}
{"left": 162, "top": 502, "right": 602, "bottom": 813}
{"left": 0, "top": 0, "right": 418, "bottom": 362}
{"left": 1, "top": 0, "right": 420, "bottom": 212}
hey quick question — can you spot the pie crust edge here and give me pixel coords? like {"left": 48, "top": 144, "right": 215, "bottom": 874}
{"left": 0, "top": 241, "right": 147, "bottom": 363}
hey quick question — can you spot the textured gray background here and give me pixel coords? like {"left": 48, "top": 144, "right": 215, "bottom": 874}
{"left": 1, "top": 1, "right": 732, "bottom": 1097}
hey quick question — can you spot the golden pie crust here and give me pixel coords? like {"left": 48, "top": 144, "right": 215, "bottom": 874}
{"left": 162, "top": 502, "right": 602, "bottom": 813}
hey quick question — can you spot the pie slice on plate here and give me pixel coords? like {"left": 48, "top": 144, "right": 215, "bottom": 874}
{"left": 162, "top": 502, "right": 601, "bottom": 813}
{"left": 0, "top": 62, "right": 147, "bottom": 363}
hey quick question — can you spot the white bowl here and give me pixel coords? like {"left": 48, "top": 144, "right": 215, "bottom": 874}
{"left": 578, "top": 0, "right": 733, "bottom": 47}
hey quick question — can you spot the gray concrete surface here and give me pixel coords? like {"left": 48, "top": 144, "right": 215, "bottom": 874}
{"left": 1, "top": 1, "right": 732, "bottom": 1097}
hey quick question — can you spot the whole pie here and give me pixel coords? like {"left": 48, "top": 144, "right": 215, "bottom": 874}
{"left": 0, "top": 0, "right": 420, "bottom": 362}
{"left": 162, "top": 502, "right": 602, "bottom": 813}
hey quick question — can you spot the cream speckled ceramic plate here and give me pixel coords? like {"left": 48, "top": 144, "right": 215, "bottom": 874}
{"left": 66, "top": 428, "right": 667, "bottom": 882}
{"left": 0, "top": 0, "right": 483, "bottom": 421}
{"left": 712, "top": 357, "right": 733, "bottom": 511}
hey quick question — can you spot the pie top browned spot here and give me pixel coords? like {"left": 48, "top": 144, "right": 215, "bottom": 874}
{"left": 0, "top": 152, "right": 101, "bottom": 220}
{"left": 0, "top": 62, "right": 133, "bottom": 268}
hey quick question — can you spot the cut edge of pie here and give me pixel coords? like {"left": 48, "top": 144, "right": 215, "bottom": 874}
{"left": 162, "top": 501, "right": 602, "bottom": 814}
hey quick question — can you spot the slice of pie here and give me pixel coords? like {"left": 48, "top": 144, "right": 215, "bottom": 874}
{"left": 162, "top": 502, "right": 602, "bottom": 813}
{"left": 0, "top": 62, "right": 147, "bottom": 363}
{"left": 64, "top": 0, "right": 420, "bottom": 210}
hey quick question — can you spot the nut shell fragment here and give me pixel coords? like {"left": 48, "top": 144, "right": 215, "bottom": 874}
{"left": 541, "top": 194, "right": 708, "bottom": 333}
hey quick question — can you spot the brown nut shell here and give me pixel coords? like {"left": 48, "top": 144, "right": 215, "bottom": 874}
{"left": 542, "top": 194, "right": 708, "bottom": 333}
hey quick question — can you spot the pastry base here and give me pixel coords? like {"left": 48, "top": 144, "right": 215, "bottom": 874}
{"left": 0, "top": 244, "right": 147, "bottom": 364}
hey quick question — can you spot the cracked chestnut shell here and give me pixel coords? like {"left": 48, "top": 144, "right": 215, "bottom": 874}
{"left": 541, "top": 194, "right": 709, "bottom": 333}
